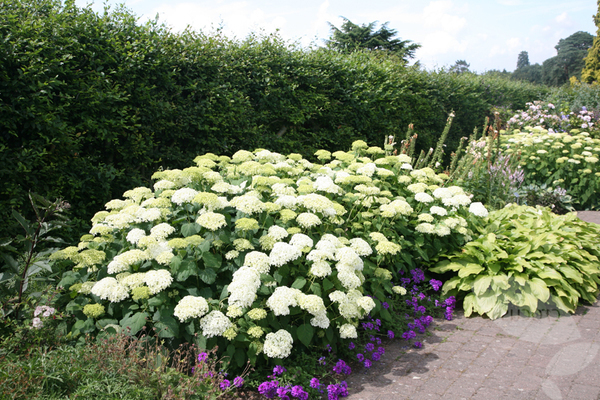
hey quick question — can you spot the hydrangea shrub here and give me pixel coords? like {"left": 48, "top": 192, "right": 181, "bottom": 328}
{"left": 502, "top": 128, "right": 600, "bottom": 209}
{"left": 54, "top": 141, "right": 486, "bottom": 367}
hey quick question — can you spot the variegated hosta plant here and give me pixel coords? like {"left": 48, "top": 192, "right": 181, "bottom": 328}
{"left": 431, "top": 204, "right": 600, "bottom": 320}
{"left": 53, "top": 140, "right": 486, "bottom": 367}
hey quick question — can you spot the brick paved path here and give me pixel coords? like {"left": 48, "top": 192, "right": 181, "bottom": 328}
{"left": 346, "top": 212, "right": 600, "bottom": 400}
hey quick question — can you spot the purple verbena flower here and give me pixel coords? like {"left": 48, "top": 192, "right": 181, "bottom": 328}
{"left": 291, "top": 385, "right": 309, "bottom": 400}
{"left": 364, "top": 359, "right": 372, "bottom": 368}
{"left": 310, "top": 378, "right": 320, "bottom": 389}
{"left": 387, "top": 330, "right": 395, "bottom": 339}
{"left": 197, "top": 352, "right": 208, "bottom": 363}
{"left": 414, "top": 341, "right": 423, "bottom": 349}
{"left": 382, "top": 302, "right": 389, "bottom": 309}
{"left": 277, "top": 385, "right": 291, "bottom": 400}
{"left": 348, "top": 342, "right": 355, "bottom": 350}
{"left": 429, "top": 279, "right": 442, "bottom": 291}
{"left": 357, "top": 353, "right": 364, "bottom": 362}
{"left": 273, "top": 365, "right": 286, "bottom": 376}
{"left": 365, "top": 343, "right": 375, "bottom": 352}
{"left": 219, "top": 379, "right": 231, "bottom": 391}
{"left": 233, "top": 376, "right": 244, "bottom": 388}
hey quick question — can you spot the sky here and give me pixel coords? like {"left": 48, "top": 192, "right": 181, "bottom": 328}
{"left": 74, "top": 0, "right": 598, "bottom": 73}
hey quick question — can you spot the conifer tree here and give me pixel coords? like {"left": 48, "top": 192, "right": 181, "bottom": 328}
{"left": 582, "top": 0, "right": 600, "bottom": 83}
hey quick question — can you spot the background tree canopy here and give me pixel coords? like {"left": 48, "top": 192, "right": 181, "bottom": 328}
{"left": 325, "top": 18, "right": 421, "bottom": 63}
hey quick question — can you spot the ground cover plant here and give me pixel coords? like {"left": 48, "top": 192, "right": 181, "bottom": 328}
{"left": 46, "top": 137, "right": 486, "bottom": 394}
{"left": 429, "top": 204, "right": 600, "bottom": 320}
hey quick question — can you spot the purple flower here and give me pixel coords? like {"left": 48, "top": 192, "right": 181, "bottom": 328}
{"left": 375, "top": 337, "right": 382, "bottom": 345}
{"left": 375, "top": 319, "right": 381, "bottom": 326}
{"left": 273, "top": 365, "right": 286, "bottom": 376}
{"left": 326, "top": 344, "right": 332, "bottom": 353}
{"left": 291, "top": 385, "right": 309, "bottom": 400}
{"left": 430, "top": 279, "right": 442, "bottom": 291}
{"left": 333, "top": 359, "right": 351, "bottom": 375}
{"left": 372, "top": 352, "right": 381, "bottom": 361}
{"left": 414, "top": 341, "right": 423, "bottom": 349}
{"left": 364, "top": 359, "right": 372, "bottom": 368}
{"left": 402, "top": 330, "right": 416, "bottom": 340}
{"left": 310, "top": 378, "right": 320, "bottom": 389}
{"left": 319, "top": 356, "right": 326, "bottom": 365}
{"left": 197, "top": 352, "right": 209, "bottom": 363}
{"left": 365, "top": 343, "right": 375, "bottom": 352}
{"left": 377, "top": 347, "right": 385, "bottom": 355}
{"left": 219, "top": 379, "right": 231, "bottom": 391}
{"left": 387, "top": 330, "right": 395, "bottom": 339}
{"left": 411, "top": 269, "right": 425, "bottom": 283}
{"left": 357, "top": 353, "right": 364, "bottom": 362}
{"left": 277, "top": 385, "right": 291, "bottom": 400}
{"left": 348, "top": 342, "right": 355, "bottom": 350}
{"left": 233, "top": 376, "right": 244, "bottom": 388}
{"left": 382, "top": 302, "right": 389, "bottom": 309}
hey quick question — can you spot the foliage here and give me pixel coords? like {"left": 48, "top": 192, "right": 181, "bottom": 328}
{"left": 1, "top": 0, "right": 548, "bottom": 243}
{"left": 542, "top": 31, "right": 594, "bottom": 86}
{"left": 0, "top": 331, "right": 249, "bottom": 399}
{"left": 429, "top": 205, "right": 600, "bottom": 319}
{"left": 449, "top": 60, "right": 471, "bottom": 75}
{"left": 544, "top": 79, "right": 600, "bottom": 113}
{"left": 446, "top": 117, "right": 524, "bottom": 210}
{"left": 325, "top": 18, "right": 420, "bottom": 62}
{"left": 0, "top": 193, "right": 70, "bottom": 321}
{"left": 517, "top": 183, "right": 575, "bottom": 215}
{"left": 516, "top": 51, "right": 530, "bottom": 70}
{"left": 582, "top": 0, "right": 600, "bottom": 84}
{"left": 52, "top": 139, "right": 486, "bottom": 376}
{"left": 501, "top": 126, "right": 600, "bottom": 210}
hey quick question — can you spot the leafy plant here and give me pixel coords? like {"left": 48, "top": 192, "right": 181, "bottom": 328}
{"left": 0, "top": 193, "right": 70, "bottom": 320}
{"left": 517, "top": 183, "right": 575, "bottom": 214}
{"left": 502, "top": 127, "right": 600, "bottom": 209}
{"left": 52, "top": 139, "right": 486, "bottom": 376}
{"left": 429, "top": 205, "right": 600, "bottom": 319}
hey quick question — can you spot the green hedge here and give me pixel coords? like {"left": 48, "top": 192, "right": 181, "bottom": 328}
{"left": 0, "top": 0, "right": 549, "bottom": 240}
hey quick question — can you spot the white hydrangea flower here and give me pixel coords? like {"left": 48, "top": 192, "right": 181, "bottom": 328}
{"left": 349, "top": 238, "right": 373, "bottom": 256}
{"left": 199, "top": 311, "right": 232, "bottom": 338}
{"left": 144, "top": 269, "right": 173, "bottom": 294}
{"left": 296, "top": 212, "right": 322, "bottom": 228}
{"left": 313, "top": 176, "right": 342, "bottom": 194}
{"left": 339, "top": 324, "right": 357, "bottom": 339}
{"left": 269, "top": 242, "right": 302, "bottom": 267}
{"left": 356, "top": 163, "right": 376, "bottom": 177}
{"left": 91, "top": 277, "right": 130, "bottom": 303}
{"left": 104, "top": 213, "right": 135, "bottom": 229}
{"left": 356, "top": 296, "right": 376, "bottom": 314}
{"left": 407, "top": 182, "right": 428, "bottom": 193}
{"left": 150, "top": 223, "right": 176, "bottom": 240}
{"left": 310, "top": 311, "right": 330, "bottom": 329}
{"left": 171, "top": 188, "right": 199, "bottom": 205}
{"left": 297, "top": 294, "right": 326, "bottom": 316}
{"left": 137, "top": 208, "right": 162, "bottom": 222}
{"left": 263, "top": 329, "right": 293, "bottom": 359}
{"left": 107, "top": 249, "right": 148, "bottom": 274}
{"left": 120, "top": 273, "right": 146, "bottom": 289}
{"left": 442, "top": 194, "right": 471, "bottom": 207}
{"left": 228, "top": 266, "right": 261, "bottom": 308}
{"left": 243, "top": 251, "right": 271, "bottom": 274}
{"left": 469, "top": 202, "right": 489, "bottom": 217}
{"left": 430, "top": 206, "right": 448, "bottom": 216}
{"left": 435, "top": 225, "right": 451, "bottom": 236}
{"left": 174, "top": 296, "right": 209, "bottom": 322}
{"left": 275, "top": 195, "right": 298, "bottom": 209}
{"left": 432, "top": 188, "right": 453, "bottom": 199}
{"left": 229, "top": 194, "right": 266, "bottom": 214}
{"left": 127, "top": 228, "right": 146, "bottom": 244}
{"left": 196, "top": 212, "right": 227, "bottom": 231}
{"left": 309, "top": 261, "right": 332, "bottom": 277}
{"left": 268, "top": 225, "right": 289, "bottom": 241}
{"left": 266, "top": 286, "right": 302, "bottom": 316}
{"left": 154, "top": 180, "right": 176, "bottom": 191}
{"left": 416, "top": 223, "right": 436, "bottom": 234}
{"left": 414, "top": 192, "right": 434, "bottom": 203}
{"left": 289, "top": 234, "right": 314, "bottom": 251}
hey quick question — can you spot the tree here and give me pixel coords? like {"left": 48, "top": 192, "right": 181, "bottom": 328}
{"left": 512, "top": 63, "right": 543, "bottom": 84}
{"left": 449, "top": 60, "right": 470, "bottom": 74}
{"left": 542, "top": 31, "right": 593, "bottom": 86}
{"left": 326, "top": 18, "right": 420, "bottom": 62}
{"left": 582, "top": 0, "right": 600, "bottom": 83}
{"left": 517, "top": 51, "right": 530, "bottom": 69}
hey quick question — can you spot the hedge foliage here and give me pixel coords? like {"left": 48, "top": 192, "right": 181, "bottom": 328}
{"left": 0, "top": 0, "right": 549, "bottom": 239}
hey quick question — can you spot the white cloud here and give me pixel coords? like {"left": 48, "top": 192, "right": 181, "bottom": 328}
{"left": 496, "top": 0, "right": 521, "bottom": 5}
{"left": 150, "top": 1, "right": 287, "bottom": 39}
{"left": 422, "top": 1, "right": 467, "bottom": 35}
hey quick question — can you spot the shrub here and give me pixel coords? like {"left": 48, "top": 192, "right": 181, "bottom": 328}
{"left": 429, "top": 205, "right": 600, "bottom": 319}
{"left": 501, "top": 127, "right": 600, "bottom": 209}
{"left": 53, "top": 140, "right": 487, "bottom": 373}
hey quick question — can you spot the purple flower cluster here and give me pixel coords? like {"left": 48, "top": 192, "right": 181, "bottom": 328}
{"left": 429, "top": 279, "right": 442, "bottom": 291}
{"left": 327, "top": 381, "right": 348, "bottom": 400}
{"left": 333, "top": 359, "right": 352, "bottom": 375}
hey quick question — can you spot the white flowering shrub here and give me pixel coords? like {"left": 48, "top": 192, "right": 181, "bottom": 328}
{"left": 54, "top": 142, "right": 486, "bottom": 368}
{"left": 502, "top": 128, "right": 600, "bottom": 209}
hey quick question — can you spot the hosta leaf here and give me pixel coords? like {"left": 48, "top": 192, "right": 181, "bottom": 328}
{"left": 474, "top": 290, "right": 497, "bottom": 314}
{"left": 512, "top": 273, "right": 528, "bottom": 286}
{"left": 458, "top": 263, "right": 484, "bottom": 278}
{"left": 538, "top": 269, "right": 563, "bottom": 281}
{"left": 441, "top": 276, "right": 461, "bottom": 294}
{"left": 473, "top": 275, "right": 492, "bottom": 296}
{"left": 486, "top": 298, "right": 509, "bottom": 320}
{"left": 558, "top": 266, "right": 583, "bottom": 284}
{"left": 429, "top": 260, "right": 467, "bottom": 274}
{"left": 520, "top": 286, "right": 539, "bottom": 313}
{"left": 551, "top": 294, "right": 576, "bottom": 314}
{"left": 491, "top": 274, "right": 510, "bottom": 291}
{"left": 463, "top": 293, "right": 476, "bottom": 317}
{"left": 528, "top": 278, "right": 550, "bottom": 303}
